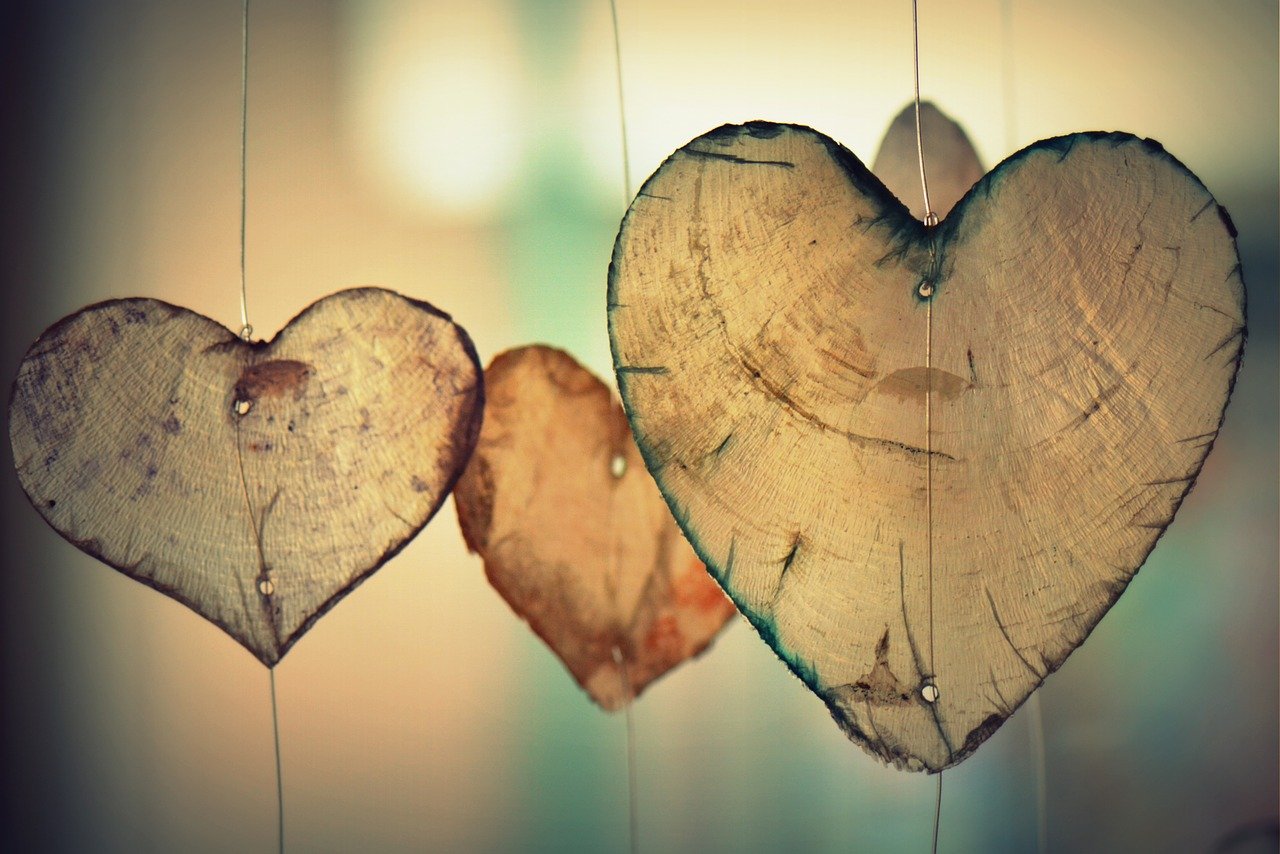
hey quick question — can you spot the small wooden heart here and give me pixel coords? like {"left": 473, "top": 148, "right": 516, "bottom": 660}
{"left": 453, "top": 345, "right": 736, "bottom": 710}
{"left": 9, "top": 288, "right": 483, "bottom": 666}
{"left": 609, "top": 123, "right": 1245, "bottom": 770}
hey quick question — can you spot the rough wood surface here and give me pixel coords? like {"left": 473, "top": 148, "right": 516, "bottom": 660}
{"left": 872, "top": 101, "right": 984, "bottom": 220}
{"left": 454, "top": 345, "right": 736, "bottom": 710}
{"left": 9, "top": 288, "right": 483, "bottom": 666}
{"left": 608, "top": 122, "right": 1245, "bottom": 770}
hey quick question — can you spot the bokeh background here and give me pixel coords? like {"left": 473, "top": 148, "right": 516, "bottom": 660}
{"left": 0, "top": 1, "right": 1275, "bottom": 851}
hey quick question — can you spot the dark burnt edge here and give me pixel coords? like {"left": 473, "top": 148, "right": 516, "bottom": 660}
{"left": 271, "top": 297, "right": 487, "bottom": 666}
{"left": 937, "top": 277, "right": 1244, "bottom": 767}
{"left": 935, "top": 130, "right": 1245, "bottom": 253}
{"left": 610, "top": 362, "right": 826, "bottom": 703}
{"left": 606, "top": 120, "right": 1248, "bottom": 770}
{"left": 31, "top": 532, "right": 287, "bottom": 668}
{"left": 262, "top": 286, "right": 463, "bottom": 351}
{"left": 10, "top": 319, "right": 247, "bottom": 659}
{"left": 5, "top": 298, "right": 273, "bottom": 660}
{"left": 605, "top": 121, "right": 958, "bottom": 770}
{"left": 8, "top": 288, "right": 487, "bottom": 668}
{"left": 9, "top": 296, "right": 236, "bottom": 409}
{"left": 943, "top": 130, "right": 1248, "bottom": 754}
{"left": 938, "top": 292, "right": 1245, "bottom": 766}
{"left": 608, "top": 168, "right": 828, "bottom": 708}
{"left": 798, "top": 125, "right": 1249, "bottom": 763}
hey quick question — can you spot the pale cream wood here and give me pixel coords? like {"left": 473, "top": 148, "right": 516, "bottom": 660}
{"left": 609, "top": 122, "right": 1244, "bottom": 770}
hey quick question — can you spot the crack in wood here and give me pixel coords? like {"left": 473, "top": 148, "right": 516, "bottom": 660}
{"left": 684, "top": 148, "right": 795, "bottom": 169}
{"left": 984, "top": 587, "right": 1042, "bottom": 679}
{"left": 617, "top": 365, "right": 670, "bottom": 375}
{"left": 899, "top": 540, "right": 954, "bottom": 763}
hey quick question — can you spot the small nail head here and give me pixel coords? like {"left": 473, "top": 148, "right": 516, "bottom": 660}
{"left": 923, "top": 211, "right": 939, "bottom": 227}
{"left": 921, "top": 682, "right": 940, "bottom": 703}
{"left": 918, "top": 280, "right": 935, "bottom": 299}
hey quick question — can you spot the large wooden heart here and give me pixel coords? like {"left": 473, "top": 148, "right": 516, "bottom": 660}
{"left": 608, "top": 123, "right": 1245, "bottom": 770}
{"left": 453, "top": 345, "right": 736, "bottom": 710}
{"left": 9, "top": 288, "right": 483, "bottom": 666}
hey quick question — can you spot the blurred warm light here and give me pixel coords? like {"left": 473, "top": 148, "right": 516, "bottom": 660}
{"left": 344, "top": 0, "right": 524, "bottom": 220}
{"left": 3, "top": 0, "right": 1274, "bottom": 850}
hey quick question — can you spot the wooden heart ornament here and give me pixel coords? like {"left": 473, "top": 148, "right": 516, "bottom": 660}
{"left": 9, "top": 288, "right": 483, "bottom": 666}
{"left": 608, "top": 123, "right": 1245, "bottom": 770}
{"left": 453, "top": 345, "right": 736, "bottom": 710}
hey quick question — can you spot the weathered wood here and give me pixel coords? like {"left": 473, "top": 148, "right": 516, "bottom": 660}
{"left": 454, "top": 345, "right": 736, "bottom": 710}
{"left": 9, "top": 288, "right": 484, "bottom": 666}
{"left": 609, "top": 122, "right": 1245, "bottom": 770}
{"left": 872, "top": 101, "right": 984, "bottom": 220}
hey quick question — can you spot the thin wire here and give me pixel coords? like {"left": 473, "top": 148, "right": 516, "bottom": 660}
{"left": 926, "top": 293, "right": 940, "bottom": 854}
{"left": 608, "top": 8, "right": 637, "bottom": 843}
{"left": 238, "top": 0, "right": 252, "bottom": 340}
{"left": 270, "top": 667, "right": 284, "bottom": 854}
{"left": 1028, "top": 693, "right": 1048, "bottom": 852}
{"left": 932, "top": 770, "right": 943, "bottom": 854}
{"left": 911, "top": 0, "right": 935, "bottom": 225}
{"left": 925, "top": 295, "right": 935, "bottom": 677}
{"left": 917, "top": 3, "right": 941, "bottom": 850}
{"left": 614, "top": 646, "right": 639, "bottom": 854}
{"left": 236, "top": 6, "right": 275, "bottom": 848}
{"left": 608, "top": 0, "right": 633, "bottom": 206}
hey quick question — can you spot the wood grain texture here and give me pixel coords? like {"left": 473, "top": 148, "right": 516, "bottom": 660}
{"left": 454, "top": 345, "right": 736, "bottom": 711}
{"left": 608, "top": 122, "right": 1245, "bottom": 770}
{"left": 9, "top": 288, "right": 483, "bottom": 666}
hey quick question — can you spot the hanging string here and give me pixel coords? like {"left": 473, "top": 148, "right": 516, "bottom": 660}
{"left": 608, "top": 0, "right": 633, "bottom": 207}
{"left": 1028, "top": 689, "right": 1048, "bottom": 854}
{"left": 912, "top": 0, "right": 937, "bottom": 227}
{"left": 613, "top": 646, "right": 639, "bottom": 854}
{"left": 912, "top": 1, "right": 942, "bottom": 850}
{"left": 925, "top": 291, "right": 941, "bottom": 854}
{"left": 270, "top": 668, "right": 285, "bottom": 854}
{"left": 932, "top": 765, "right": 943, "bottom": 853}
{"left": 234, "top": 4, "right": 280, "bottom": 848}
{"left": 606, "top": 6, "right": 638, "bottom": 837}
{"left": 236, "top": 0, "right": 250, "bottom": 340}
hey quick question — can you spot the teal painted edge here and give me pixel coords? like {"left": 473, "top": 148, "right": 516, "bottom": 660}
{"left": 606, "top": 120, "right": 1247, "bottom": 712}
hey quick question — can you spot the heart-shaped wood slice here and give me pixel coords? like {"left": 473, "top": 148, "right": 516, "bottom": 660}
{"left": 609, "top": 122, "right": 1245, "bottom": 770}
{"left": 9, "top": 288, "right": 483, "bottom": 666}
{"left": 453, "top": 345, "right": 737, "bottom": 711}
